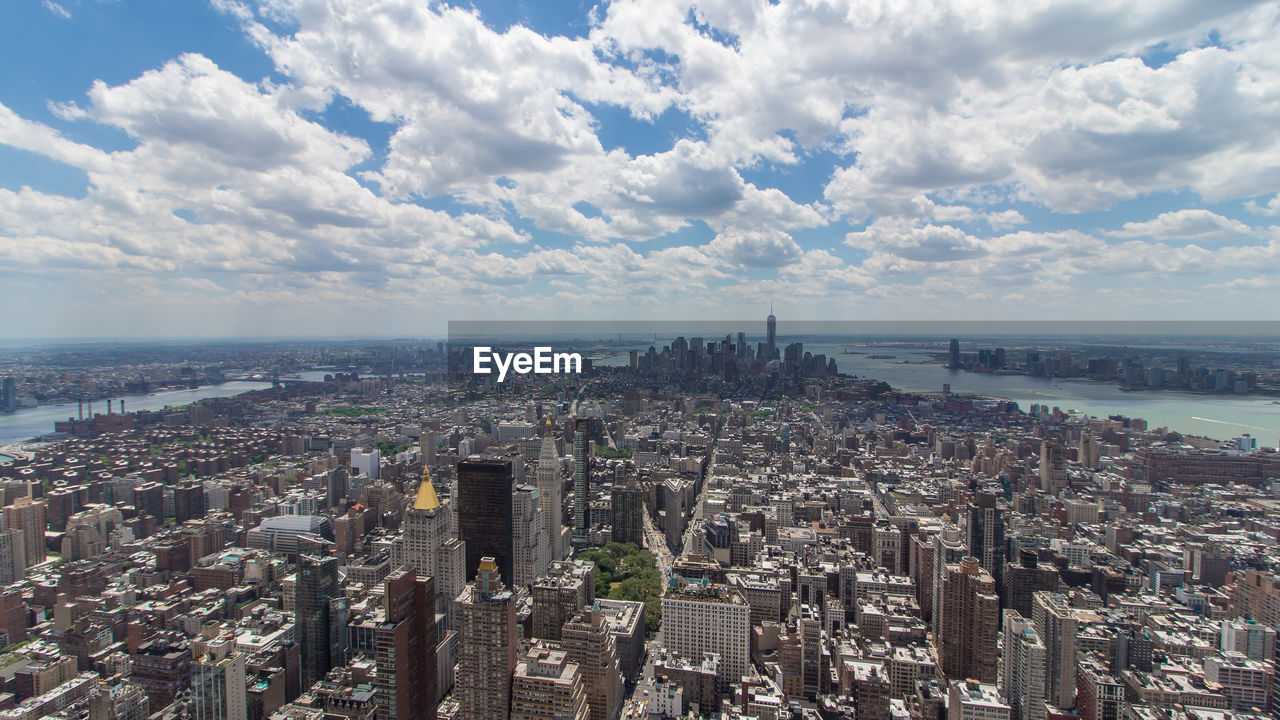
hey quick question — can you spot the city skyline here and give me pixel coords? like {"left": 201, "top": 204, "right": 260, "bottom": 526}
{"left": 2, "top": 1, "right": 1280, "bottom": 337}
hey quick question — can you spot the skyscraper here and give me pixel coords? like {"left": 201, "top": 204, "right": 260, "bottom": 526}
{"left": 1003, "top": 549, "right": 1060, "bottom": 619}
{"left": 513, "top": 485, "right": 550, "bottom": 589}
{"left": 294, "top": 553, "right": 340, "bottom": 688}
{"left": 610, "top": 479, "right": 645, "bottom": 548}
{"left": 572, "top": 420, "right": 590, "bottom": 542}
{"left": 536, "top": 437, "right": 565, "bottom": 561}
{"left": 374, "top": 568, "right": 439, "bottom": 720}
{"left": 1039, "top": 439, "right": 1067, "bottom": 496}
{"left": 3, "top": 497, "right": 46, "bottom": 568}
{"left": 766, "top": 305, "right": 777, "bottom": 360}
{"left": 948, "top": 339, "right": 961, "bottom": 369}
{"left": 562, "top": 607, "right": 622, "bottom": 720}
{"left": 457, "top": 558, "right": 518, "bottom": 720}
{"left": 191, "top": 627, "right": 248, "bottom": 720}
{"left": 1001, "top": 612, "right": 1046, "bottom": 720}
{"left": 458, "top": 457, "right": 515, "bottom": 588}
{"left": 938, "top": 557, "right": 999, "bottom": 683}
{"left": 1, "top": 378, "right": 15, "bottom": 411}
{"left": 1031, "top": 591, "right": 1077, "bottom": 710}
{"left": 403, "top": 466, "right": 466, "bottom": 619}
{"left": 963, "top": 491, "right": 1005, "bottom": 590}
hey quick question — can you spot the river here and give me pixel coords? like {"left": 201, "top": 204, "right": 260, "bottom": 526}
{"left": 0, "top": 380, "right": 273, "bottom": 446}
{"left": 597, "top": 344, "right": 1280, "bottom": 443}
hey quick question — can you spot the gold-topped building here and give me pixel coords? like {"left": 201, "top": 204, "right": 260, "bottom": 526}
{"left": 400, "top": 464, "right": 466, "bottom": 627}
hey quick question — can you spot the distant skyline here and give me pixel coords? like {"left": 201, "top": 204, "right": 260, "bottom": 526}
{"left": 3, "top": 0, "right": 1280, "bottom": 338}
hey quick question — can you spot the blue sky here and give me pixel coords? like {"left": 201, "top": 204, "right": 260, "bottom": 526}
{"left": 1, "top": 0, "right": 1279, "bottom": 337}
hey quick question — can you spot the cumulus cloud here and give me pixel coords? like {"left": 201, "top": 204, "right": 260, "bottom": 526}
{"left": 706, "top": 229, "right": 802, "bottom": 268}
{"left": 2, "top": 0, "right": 1279, "bottom": 333}
{"left": 1108, "top": 209, "right": 1261, "bottom": 244}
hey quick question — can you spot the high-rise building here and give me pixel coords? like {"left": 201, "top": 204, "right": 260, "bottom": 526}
{"left": 1031, "top": 591, "right": 1077, "bottom": 710}
{"left": 1, "top": 378, "right": 15, "bottom": 411}
{"left": 457, "top": 558, "right": 518, "bottom": 720}
{"left": 174, "top": 481, "right": 206, "bottom": 524}
{"left": 403, "top": 466, "right": 466, "bottom": 620}
{"left": 1078, "top": 432, "right": 1100, "bottom": 470}
{"left": 610, "top": 479, "right": 645, "bottom": 548}
{"left": 513, "top": 484, "right": 550, "bottom": 589}
{"left": 3, "top": 497, "right": 46, "bottom": 567}
{"left": 1001, "top": 612, "right": 1046, "bottom": 720}
{"left": 531, "top": 560, "right": 595, "bottom": 642}
{"left": 1039, "top": 440, "right": 1067, "bottom": 496}
{"left": 963, "top": 492, "right": 1005, "bottom": 590}
{"left": 766, "top": 306, "right": 777, "bottom": 360}
{"left": 562, "top": 607, "right": 621, "bottom": 720}
{"left": 510, "top": 645, "right": 590, "bottom": 720}
{"left": 191, "top": 626, "right": 248, "bottom": 720}
{"left": 373, "top": 568, "right": 439, "bottom": 720}
{"left": 938, "top": 558, "right": 999, "bottom": 683}
{"left": 660, "top": 581, "right": 750, "bottom": 692}
{"left": 931, "top": 525, "right": 968, "bottom": 638}
{"left": 948, "top": 339, "right": 961, "bottom": 370}
{"left": 537, "top": 437, "right": 565, "bottom": 561}
{"left": 0, "top": 528, "right": 27, "bottom": 585}
{"left": 1231, "top": 569, "right": 1280, "bottom": 629}
{"left": 1003, "top": 549, "right": 1060, "bottom": 619}
{"left": 294, "top": 553, "right": 340, "bottom": 688}
{"left": 573, "top": 420, "right": 590, "bottom": 542}
{"left": 458, "top": 457, "right": 515, "bottom": 588}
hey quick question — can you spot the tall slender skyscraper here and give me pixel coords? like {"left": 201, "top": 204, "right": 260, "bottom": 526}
{"left": 457, "top": 558, "right": 518, "bottom": 720}
{"left": 572, "top": 420, "right": 590, "bottom": 543}
{"left": 1032, "top": 591, "right": 1077, "bottom": 710}
{"left": 513, "top": 485, "right": 549, "bottom": 589}
{"left": 766, "top": 304, "right": 777, "bottom": 360}
{"left": 1002, "top": 612, "right": 1046, "bottom": 720}
{"left": 295, "top": 553, "right": 340, "bottom": 688}
{"left": 536, "top": 437, "right": 565, "bottom": 561}
{"left": 458, "top": 457, "right": 515, "bottom": 588}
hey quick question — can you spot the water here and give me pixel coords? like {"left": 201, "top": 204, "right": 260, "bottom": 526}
{"left": 0, "top": 380, "right": 272, "bottom": 446}
{"left": 598, "top": 344, "right": 1280, "bottom": 443}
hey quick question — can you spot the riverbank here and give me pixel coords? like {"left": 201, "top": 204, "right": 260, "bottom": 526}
{"left": 0, "top": 379, "right": 273, "bottom": 446}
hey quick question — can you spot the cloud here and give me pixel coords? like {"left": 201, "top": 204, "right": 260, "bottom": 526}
{"left": 845, "top": 220, "right": 989, "bottom": 263}
{"left": 705, "top": 229, "right": 802, "bottom": 268}
{"left": 1108, "top": 209, "right": 1260, "bottom": 244}
{"left": 1246, "top": 194, "right": 1280, "bottom": 217}
{"left": 42, "top": 0, "right": 71, "bottom": 20}
{"left": 3, "top": 0, "right": 1280, "bottom": 334}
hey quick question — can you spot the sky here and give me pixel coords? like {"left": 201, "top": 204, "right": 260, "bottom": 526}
{"left": 1, "top": 0, "right": 1279, "bottom": 338}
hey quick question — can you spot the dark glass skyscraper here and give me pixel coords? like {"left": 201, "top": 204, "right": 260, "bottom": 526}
{"left": 295, "top": 553, "right": 340, "bottom": 688}
{"left": 766, "top": 305, "right": 777, "bottom": 359}
{"left": 457, "top": 457, "right": 515, "bottom": 588}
